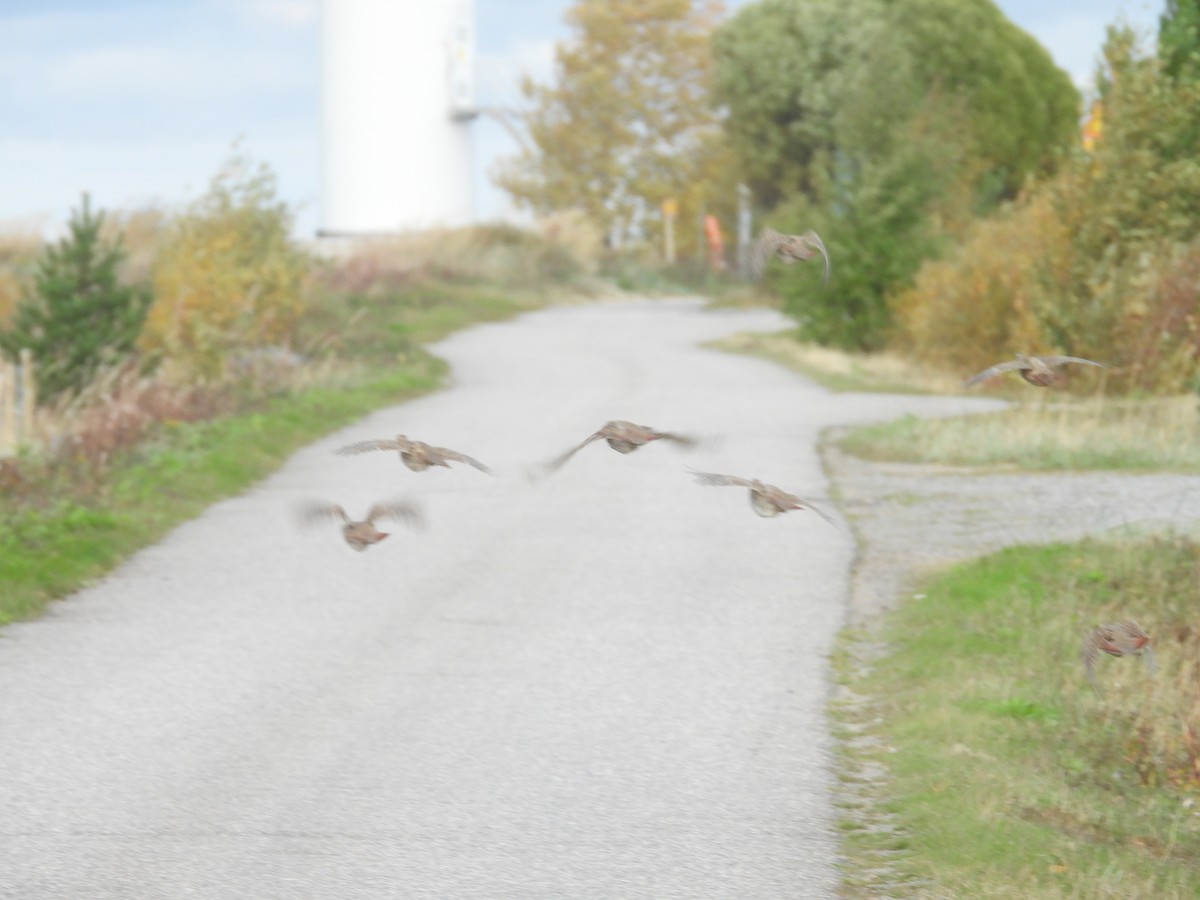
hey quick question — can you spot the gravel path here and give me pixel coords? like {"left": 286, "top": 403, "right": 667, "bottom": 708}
{"left": 826, "top": 440, "right": 1200, "bottom": 625}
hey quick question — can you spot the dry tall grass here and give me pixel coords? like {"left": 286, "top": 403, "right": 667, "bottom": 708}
{"left": 711, "top": 329, "right": 964, "bottom": 394}
{"left": 843, "top": 394, "right": 1200, "bottom": 471}
{"left": 317, "top": 216, "right": 603, "bottom": 297}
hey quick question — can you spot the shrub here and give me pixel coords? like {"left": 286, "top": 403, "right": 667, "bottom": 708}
{"left": 142, "top": 153, "right": 312, "bottom": 377}
{"left": 894, "top": 27, "right": 1200, "bottom": 392}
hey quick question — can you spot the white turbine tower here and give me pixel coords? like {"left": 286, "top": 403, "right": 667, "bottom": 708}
{"left": 320, "top": 0, "right": 477, "bottom": 235}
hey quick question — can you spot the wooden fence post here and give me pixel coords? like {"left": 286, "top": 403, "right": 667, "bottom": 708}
{"left": 0, "top": 359, "right": 13, "bottom": 456}
{"left": 19, "top": 348, "right": 35, "bottom": 447}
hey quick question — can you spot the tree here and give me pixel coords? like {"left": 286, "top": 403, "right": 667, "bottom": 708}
{"left": 711, "top": 0, "right": 1079, "bottom": 350}
{"left": 494, "top": 0, "right": 728, "bottom": 246}
{"left": 714, "top": 0, "right": 1078, "bottom": 210}
{"left": 1160, "top": 0, "right": 1200, "bottom": 79}
{"left": 142, "top": 152, "right": 311, "bottom": 376}
{"left": 0, "top": 194, "right": 151, "bottom": 400}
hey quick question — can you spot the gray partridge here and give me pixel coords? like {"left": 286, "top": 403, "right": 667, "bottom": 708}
{"left": 542, "top": 420, "right": 697, "bottom": 473}
{"left": 299, "top": 499, "right": 425, "bottom": 551}
{"left": 750, "top": 227, "right": 831, "bottom": 283}
{"left": 336, "top": 434, "right": 491, "bottom": 474}
{"left": 965, "top": 353, "right": 1107, "bottom": 387}
{"left": 690, "top": 470, "right": 838, "bottom": 525}
{"left": 1082, "top": 620, "right": 1155, "bottom": 690}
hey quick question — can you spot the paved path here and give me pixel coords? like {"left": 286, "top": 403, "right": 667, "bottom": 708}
{"left": 0, "top": 298, "right": 999, "bottom": 899}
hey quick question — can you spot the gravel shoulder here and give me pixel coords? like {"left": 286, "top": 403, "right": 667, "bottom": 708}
{"left": 825, "top": 435, "right": 1200, "bottom": 627}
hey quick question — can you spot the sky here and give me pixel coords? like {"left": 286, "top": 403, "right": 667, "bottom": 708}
{"left": 0, "top": 0, "right": 1165, "bottom": 239}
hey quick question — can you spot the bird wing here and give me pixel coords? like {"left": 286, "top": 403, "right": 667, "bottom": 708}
{"left": 802, "top": 230, "right": 831, "bottom": 284}
{"left": 654, "top": 430, "right": 699, "bottom": 449}
{"left": 439, "top": 447, "right": 493, "bottom": 474}
{"left": 335, "top": 439, "right": 405, "bottom": 456}
{"left": 298, "top": 502, "right": 349, "bottom": 527}
{"left": 541, "top": 431, "right": 604, "bottom": 473}
{"left": 1082, "top": 629, "right": 1101, "bottom": 688}
{"left": 797, "top": 497, "right": 841, "bottom": 529}
{"left": 963, "top": 359, "right": 1027, "bottom": 386}
{"left": 1141, "top": 643, "right": 1157, "bottom": 675}
{"left": 690, "top": 470, "right": 752, "bottom": 488}
{"left": 749, "top": 228, "right": 786, "bottom": 280}
{"left": 366, "top": 500, "right": 426, "bottom": 530}
{"left": 1040, "top": 355, "right": 1107, "bottom": 369}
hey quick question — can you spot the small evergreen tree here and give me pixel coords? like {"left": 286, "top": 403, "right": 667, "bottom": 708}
{"left": 0, "top": 194, "right": 151, "bottom": 400}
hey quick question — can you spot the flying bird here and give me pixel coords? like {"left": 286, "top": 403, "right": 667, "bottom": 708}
{"left": 964, "top": 353, "right": 1107, "bottom": 387}
{"left": 1082, "top": 620, "right": 1155, "bottom": 690}
{"left": 690, "top": 470, "right": 839, "bottom": 525}
{"left": 336, "top": 434, "right": 491, "bottom": 474}
{"left": 540, "top": 420, "right": 698, "bottom": 474}
{"left": 298, "top": 499, "right": 425, "bottom": 551}
{"left": 749, "top": 227, "right": 831, "bottom": 283}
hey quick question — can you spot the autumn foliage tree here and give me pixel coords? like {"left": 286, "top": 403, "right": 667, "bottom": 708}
{"left": 495, "top": 0, "right": 729, "bottom": 250}
{"left": 896, "top": 26, "right": 1200, "bottom": 393}
{"left": 141, "top": 154, "right": 311, "bottom": 376}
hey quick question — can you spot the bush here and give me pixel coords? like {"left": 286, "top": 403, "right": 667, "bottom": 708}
{"left": 141, "top": 153, "right": 312, "bottom": 377}
{"left": 894, "top": 27, "right": 1200, "bottom": 392}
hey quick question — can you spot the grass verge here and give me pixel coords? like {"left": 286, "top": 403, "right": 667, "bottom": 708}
{"left": 841, "top": 395, "right": 1200, "bottom": 472}
{"left": 834, "top": 535, "right": 1200, "bottom": 898}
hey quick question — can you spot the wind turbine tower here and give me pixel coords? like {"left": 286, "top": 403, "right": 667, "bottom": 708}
{"left": 320, "top": 0, "right": 478, "bottom": 235}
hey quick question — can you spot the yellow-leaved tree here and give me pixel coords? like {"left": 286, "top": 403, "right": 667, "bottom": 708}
{"left": 142, "top": 153, "right": 311, "bottom": 377}
{"left": 494, "top": 0, "right": 732, "bottom": 255}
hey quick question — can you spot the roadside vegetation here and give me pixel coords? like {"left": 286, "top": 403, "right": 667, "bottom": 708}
{"left": 834, "top": 534, "right": 1200, "bottom": 897}
{"left": 0, "top": 156, "right": 601, "bottom": 627}
{"left": 707, "top": 330, "right": 962, "bottom": 395}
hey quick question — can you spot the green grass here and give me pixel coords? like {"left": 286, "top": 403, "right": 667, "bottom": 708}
{"left": 835, "top": 536, "right": 1200, "bottom": 898}
{"left": 841, "top": 395, "right": 1200, "bottom": 472}
{"left": 0, "top": 365, "right": 442, "bottom": 625}
{"left": 0, "top": 279, "right": 552, "bottom": 627}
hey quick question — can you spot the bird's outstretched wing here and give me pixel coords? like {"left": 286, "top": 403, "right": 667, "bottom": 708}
{"left": 335, "top": 439, "right": 405, "bottom": 456}
{"left": 963, "top": 359, "right": 1026, "bottom": 386}
{"left": 797, "top": 497, "right": 840, "bottom": 528}
{"left": 365, "top": 500, "right": 425, "bottom": 530}
{"left": 297, "top": 501, "right": 349, "bottom": 527}
{"left": 654, "top": 430, "right": 699, "bottom": 449}
{"left": 541, "top": 431, "right": 604, "bottom": 474}
{"left": 749, "top": 228, "right": 787, "bottom": 280}
{"left": 1041, "top": 355, "right": 1107, "bottom": 370}
{"left": 690, "top": 470, "right": 752, "bottom": 488}
{"left": 439, "top": 447, "right": 493, "bottom": 474}
{"left": 801, "top": 230, "right": 831, "bottom": 284}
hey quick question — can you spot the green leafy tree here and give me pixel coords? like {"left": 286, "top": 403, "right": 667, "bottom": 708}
{"left": 494, "top": 0, "right": 728, "bottom": 246}
{"left": 1160, "top": 0, "right": 1200, "bottom": 79}
{"left": 714, "top": 0, "right": 1079, "bottom": 209}
{"left": 0, "top": 194, "right": 151, "bottom": 400}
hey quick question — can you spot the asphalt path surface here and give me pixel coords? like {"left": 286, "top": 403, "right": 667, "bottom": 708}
{"left": 0, "top": 298, "right": 1000, "bottom": 898}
